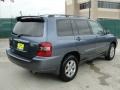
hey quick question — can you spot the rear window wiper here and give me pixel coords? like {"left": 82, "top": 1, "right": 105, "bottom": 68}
{"left": 12, "top": 32, "right": 32, "bottom": 37}
{"left": 17, "top": 34, "right": 31, "bottom": 37}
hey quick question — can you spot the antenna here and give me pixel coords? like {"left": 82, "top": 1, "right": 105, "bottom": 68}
{"left": 19, "top": 11, "right": 22, "bottom": 16}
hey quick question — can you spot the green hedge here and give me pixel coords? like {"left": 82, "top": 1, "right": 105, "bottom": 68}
{"left": 98, "top": 18, "right": 120, "bottom": 38}
{"left": 0, "top": 18, "right": 16, "bottom": 38}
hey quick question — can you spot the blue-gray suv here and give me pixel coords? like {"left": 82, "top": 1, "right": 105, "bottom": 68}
{"left": 6, "top": 15, "right": 117, "bottom": 82}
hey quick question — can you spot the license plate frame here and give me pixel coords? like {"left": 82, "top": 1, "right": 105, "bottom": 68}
{"left": 17, "top": 43, "right": 25, "bottom": 51}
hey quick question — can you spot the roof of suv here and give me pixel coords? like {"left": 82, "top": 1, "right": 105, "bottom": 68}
{"left": 16, "top": 14, "right": 89, "bottom": 21}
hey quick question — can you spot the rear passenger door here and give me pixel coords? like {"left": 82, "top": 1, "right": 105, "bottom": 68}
{"left": 56, "top": 19, "right": 77, "bottom": 56}
{"left": 71, "top": 19, "right": 97, "bottom": 60}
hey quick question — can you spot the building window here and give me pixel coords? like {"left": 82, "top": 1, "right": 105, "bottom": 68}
{"left": 98, "top": 1, "right": 120, "bottom": 9}
{"left": 80, "top": 1, "right": 91, "bottom": 10}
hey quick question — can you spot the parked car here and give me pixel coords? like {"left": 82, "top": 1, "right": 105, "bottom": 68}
{"left": 6, "top": 15, "right": 117, "bottom": 82}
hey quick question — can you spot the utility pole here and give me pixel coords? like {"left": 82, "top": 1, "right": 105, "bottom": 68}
{"left": 89, "top": 0, "right": 91, "bottom": 19}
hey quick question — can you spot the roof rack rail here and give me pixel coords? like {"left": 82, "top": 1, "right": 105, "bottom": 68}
{"left": 16, "top": 15, "right": 88, "bottom": 20}
{"left": 40, "top": 14, "right": 88, "bottom": 19}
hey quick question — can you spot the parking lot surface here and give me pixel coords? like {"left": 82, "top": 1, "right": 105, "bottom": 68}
{"left": 0, "top": 39, "right": 120, "bottom": 90}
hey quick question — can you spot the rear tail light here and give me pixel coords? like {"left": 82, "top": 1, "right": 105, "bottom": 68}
{"left": 37, "top": 42, "right": 52, "bottom": 57}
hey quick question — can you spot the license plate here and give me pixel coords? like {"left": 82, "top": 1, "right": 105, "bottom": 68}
{"left": 17, "top": 43, "right": 25, "bottom": 51}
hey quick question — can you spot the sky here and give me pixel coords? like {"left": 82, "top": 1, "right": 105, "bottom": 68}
{"left": 0, "top": 0, "right": 65, "bottom": 18}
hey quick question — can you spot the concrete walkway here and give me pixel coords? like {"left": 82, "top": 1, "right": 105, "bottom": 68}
{"left": 0, "top": 39, "right": 120, "bottom": 90}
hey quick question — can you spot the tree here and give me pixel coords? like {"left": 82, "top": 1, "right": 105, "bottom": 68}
{"left": 0, "top": 0, "right": 14, "bottom": 2}
{"left": 0, "top": 0, "right": 4, "bottom": 2}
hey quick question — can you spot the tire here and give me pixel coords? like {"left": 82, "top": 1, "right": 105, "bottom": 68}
{"left": 105, "top": 43, "right": 116, "bottom": 61}
{"left": 59, "top": 55, "right": 78, "bottom": 82}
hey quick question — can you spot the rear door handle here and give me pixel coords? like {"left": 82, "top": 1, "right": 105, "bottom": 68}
{"left": 76, "top": 37, "right": 81, "bottom": 41}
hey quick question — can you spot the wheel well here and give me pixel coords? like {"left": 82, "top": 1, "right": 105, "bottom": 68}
{"left": 59, "top": 51, "right": 80, "bottom": 74}
{"left": 111, "top": 42, "right": 117, "bottom": 48}
{"left": 62, "top": 51, "right": 80, "bottom": 63}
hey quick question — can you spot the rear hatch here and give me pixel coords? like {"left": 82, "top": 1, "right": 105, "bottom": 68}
{"left": 10, "top": 16, "right": 46, "bottom": 60}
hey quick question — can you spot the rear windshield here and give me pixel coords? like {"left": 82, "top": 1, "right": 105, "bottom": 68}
{"left": 13, "top": 22, "right": 44, "bottom": 37}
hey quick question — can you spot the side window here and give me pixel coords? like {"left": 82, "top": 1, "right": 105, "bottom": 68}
{"left": 89, "top": 21, "right": 104, "bottom": 35}
{"left": 57, "top": 20, "right": 73, "bottom": 36}
{"left": 75, "top": 20, "right": 92, "bottom": 35}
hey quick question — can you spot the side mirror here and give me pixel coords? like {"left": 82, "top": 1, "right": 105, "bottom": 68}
{"left": 105, "top": 30, "right": 110, "bottom": 35}
{"left": 98, "top": 31, "right": 105, "bottom": 35}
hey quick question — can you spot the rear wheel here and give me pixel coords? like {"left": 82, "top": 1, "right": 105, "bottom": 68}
{"left": 59, "top": 55, "right": 78, "bottom": 82}
{"left": 105, "top": 43, "right": 116, "bottom": 61}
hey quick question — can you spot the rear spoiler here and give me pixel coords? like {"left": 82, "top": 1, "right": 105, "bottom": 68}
{"left": 16, "top": 16, "right": 44, "bottom": 22}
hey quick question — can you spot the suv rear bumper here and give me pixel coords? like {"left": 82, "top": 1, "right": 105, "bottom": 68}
{"left": 6, "top": 49, "right": 62, "bottom": 75}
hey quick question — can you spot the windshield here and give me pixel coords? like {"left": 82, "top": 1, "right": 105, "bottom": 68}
{"left": 13, "top": 22, "right": 44, "bottom": 37}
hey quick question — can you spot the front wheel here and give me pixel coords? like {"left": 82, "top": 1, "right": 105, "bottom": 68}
{"left": 105, "top": 44, "right": 116, "bottom": 61}
{"left": 59, "top": 55, "right": 78, "bottom": 82}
